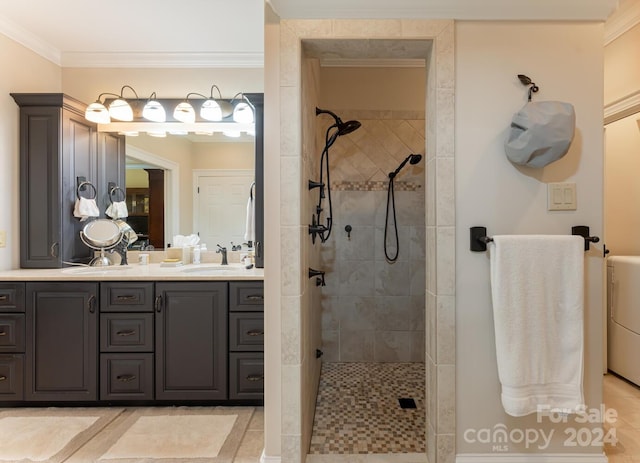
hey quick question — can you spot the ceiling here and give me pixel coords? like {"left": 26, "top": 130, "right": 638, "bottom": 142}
{"left": 0, "top": 0, "right": 620, "bottom": 68}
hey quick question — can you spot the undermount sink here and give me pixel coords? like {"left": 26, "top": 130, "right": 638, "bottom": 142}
{"left": 62, "top": 266, "right": 134, "bottom": 275}
{"left": 180, "top": 265, "right": 229, "bottom": 274}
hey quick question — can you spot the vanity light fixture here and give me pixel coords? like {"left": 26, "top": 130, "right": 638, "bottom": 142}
{"left": 231, "top": 93, "right": 255, "bottom": 124}
{"left": 108, "top": 85, "right": 138, "bottom": 121}
{"left": 200, "top": 85, "right": 233, "bottom": 122}
{"left": 173, "top": 99, "right": 196, "bottom": 124}
{"left": 142, "top": 92, "right": 166, "bottom": 122}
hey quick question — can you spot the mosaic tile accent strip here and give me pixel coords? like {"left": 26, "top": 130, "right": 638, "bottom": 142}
{"left": 332, "top": 180, "right": 422, "bottom": 192}
{"left": 309, "top": 362, "right": 426, "bottom": 455}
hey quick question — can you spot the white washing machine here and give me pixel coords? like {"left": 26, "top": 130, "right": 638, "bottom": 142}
{"left": 608, "top": 256, "right": 640, "bottom": 386}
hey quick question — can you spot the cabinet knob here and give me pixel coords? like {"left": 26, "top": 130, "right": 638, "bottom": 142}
{"left": 116, "top": 374, "right": 137, "bottom": 383}
{"left": 116, "top": 329, "right": 136, "bottom": 337}
{"left": 246, "top": 374, "right": 264, "bottom": 382}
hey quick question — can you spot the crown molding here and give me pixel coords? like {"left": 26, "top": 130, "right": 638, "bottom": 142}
{"left": 269, "top": 0, "right": 617, "bottom": 20}
{"left": 0, "top": 14, "right": 61, "bottom": 65}
{"left": 61, "top": 52, "right": 264, "bottom": 69}
{"left": 604, "top": 89, "right": 640, "bottom": 124}
{"left": 320, "top": 58, "right": 425, "bottom": 68}
{"left": 604, "top": 0, "right": 640, "bottom": 45}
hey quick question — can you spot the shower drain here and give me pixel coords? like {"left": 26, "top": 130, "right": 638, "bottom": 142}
{"left": 398, "top": 398, "right": 417, "bottom": 409}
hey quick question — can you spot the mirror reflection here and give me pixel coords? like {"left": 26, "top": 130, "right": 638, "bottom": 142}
{"left": 123, "top": 132, "right": 255, "bottom": 250}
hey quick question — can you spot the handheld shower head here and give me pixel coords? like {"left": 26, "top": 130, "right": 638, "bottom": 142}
{"left": 389, "top": 153, "right": 423, "bottom": 179}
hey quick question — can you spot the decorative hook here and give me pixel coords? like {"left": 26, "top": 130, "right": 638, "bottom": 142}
{"left": 518, "top": 74, "right": 539, "bottom": 102}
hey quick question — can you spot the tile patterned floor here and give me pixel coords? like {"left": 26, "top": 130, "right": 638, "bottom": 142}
{"left": 309, "top": 362, "right": 426, "bottom": 455}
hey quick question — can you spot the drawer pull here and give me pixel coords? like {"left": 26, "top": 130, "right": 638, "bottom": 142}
{"left": 116, "top": 295, "right": 138, "bottom": 301}
{"left": 155, "top": 295, "right": 163, "bottom": 313}
{"left": 246, "top": 295, "right": 264, "bottom": 302}
{"left": 0, "top": 375, "right": 6, "bottom": 381}
{"left": 116, "top": 374, "right": 137, "bottom": 383}
{"left": 116, "top": 329, "right": 136, "bottom": 337}
{"left": 246, "top": 329, "right": 264, "bottom": 337}
{"left": 0, "top": 295, "right": 7, "bottom": 302}
{"left": 246, "top": 374, "right": 264, "bottom": 382}
{"left": 88, "top": 295, "right": 96, "bottom": 314}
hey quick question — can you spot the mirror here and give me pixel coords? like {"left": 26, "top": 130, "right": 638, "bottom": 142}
{"left": 104, "top": 93, "right": 264, "bottom": 267}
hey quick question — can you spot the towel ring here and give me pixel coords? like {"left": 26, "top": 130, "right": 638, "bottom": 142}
{"left": 76, "top": 181, "right": 97, "bottom": 200}
{"left": 109, "top": 186, "right": 126, "bottom": 204}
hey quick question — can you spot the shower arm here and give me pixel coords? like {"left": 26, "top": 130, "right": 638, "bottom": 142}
{"left": 389, "top": 154, "right": 414, "bottom": 179}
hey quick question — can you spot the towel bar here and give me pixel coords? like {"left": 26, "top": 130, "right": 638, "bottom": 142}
{"left": 470, "top": 225, "right": 599, "bottom": 252}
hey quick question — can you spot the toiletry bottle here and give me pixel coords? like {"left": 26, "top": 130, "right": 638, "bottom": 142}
{"left": 192, "top": 245, "right": 201, "bottom": 264}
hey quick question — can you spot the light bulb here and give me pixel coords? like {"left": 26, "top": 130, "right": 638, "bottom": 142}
{"left": 142, "top": 100, "right": 166, "bottom": 122}
{"left": 200, "top": 99, "right": 223, "bottom": 121}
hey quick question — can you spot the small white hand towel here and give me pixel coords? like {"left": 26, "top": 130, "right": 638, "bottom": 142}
{"left": 73, "top": 197, "right": 100, "bottom": 222}
{"left": 489, "top": 235, "right": 584, "bottom": 417}
{"left": 244, "top": 196, "right": 255, "bottom": 242}
{"left": 106, "top": 201, "right": 129, "bottom": 219}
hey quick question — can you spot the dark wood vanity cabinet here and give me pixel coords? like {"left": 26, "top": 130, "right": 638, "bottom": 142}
{"left": 155, "top": 282, "right": 227, "bottom": 400}
{"left": 11, "top": 94, "right": 125, "bottom": 268}
{"left": 0, "top": 279, "right": 262, "bottom": 405}
{"left": 25, "top": 282, "right": 98, "bottom": 401}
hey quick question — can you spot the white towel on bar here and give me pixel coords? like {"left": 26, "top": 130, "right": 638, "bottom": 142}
{"left": 489, "top": 234, "right": 585, "bottom": 417}
{"left": 106, "top": 201, "right": 129, "bottom": 219}
{"left": 244, "top": 195, "right": 255, "bottom": 243}
{"left": 73, "top": 197, "right": 100, "bottom": 221}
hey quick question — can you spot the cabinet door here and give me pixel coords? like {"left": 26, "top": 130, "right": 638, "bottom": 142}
{"left": 25, "top": 282, "right": 98, "bottom": 401}
{"left": 155, "top": 282, "right": 227, "bottom": 400}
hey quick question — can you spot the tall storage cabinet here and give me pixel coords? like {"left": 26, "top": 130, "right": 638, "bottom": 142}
{"left": 11, "top": 94, "right": 125, "bottom": 268}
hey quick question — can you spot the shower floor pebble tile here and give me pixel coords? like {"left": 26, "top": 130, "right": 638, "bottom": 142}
{"left": 309, "top": 362, "right": 425, "bottom": 455}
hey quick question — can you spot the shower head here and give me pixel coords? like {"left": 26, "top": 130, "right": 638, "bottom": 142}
{"left": 316, "top": 107, "right": 361, "bottom": 137}
{"left": 389, "top": 153, "right": 423, "bottom": 179}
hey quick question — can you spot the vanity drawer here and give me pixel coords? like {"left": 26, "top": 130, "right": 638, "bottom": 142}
{"left": 100, "top": 313, "right": 154, "bottom": 352}
{"left": 229, "top": 353, "right": 263, "bottom": 401}
{"left": 100, "top": 353, "right": 154, "bottom": 400}
{"left": 0, "top": 283, "right": 25, "bottom": 313}
{"left": 0, "top": 315, "right": 25, "bottom": 353}
{"left": 229, "top": 282, "right": 264, "bottom": 312}
{"left": 0, "top": 354, "right": 24, "bottom": 400}
{"left": 100, "top": 283, "right": 154, "bottom": 312}
{"left": 229, "top": 313, "right": 264, "bottom": 352}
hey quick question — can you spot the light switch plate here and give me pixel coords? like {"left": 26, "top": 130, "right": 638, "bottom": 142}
{"left": 0, "top": 230, "right": 5, "bottom": 248}
{"left": 547, "top": 182, "right": 577, "bottom": 211}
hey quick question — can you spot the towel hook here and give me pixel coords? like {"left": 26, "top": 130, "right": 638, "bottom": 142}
{"left": 518, "top": 74, "right": 539, "bottom": 102}
{"left": 249, "top": 181, "right": 256, "bottom": 200}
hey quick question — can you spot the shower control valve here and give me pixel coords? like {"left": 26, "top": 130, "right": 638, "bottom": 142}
{"left": 308, "top": 267, "right": 326, "bottom": 287}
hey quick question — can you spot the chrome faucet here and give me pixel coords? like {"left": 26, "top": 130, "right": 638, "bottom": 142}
{"left": 216, "top": 244, "right": 228, "bottom": 265}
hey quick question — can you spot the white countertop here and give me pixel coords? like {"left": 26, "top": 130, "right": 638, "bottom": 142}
{"left": 0, "top": 263, "right": 264, "bottom": 281}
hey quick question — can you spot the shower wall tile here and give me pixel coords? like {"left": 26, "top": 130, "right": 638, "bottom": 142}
{"left": 400, "top": 19, "right": 448, "bottom": 38}
{"left": 427, "top": 420, "right": 436, "bottom": 463}
{"left": 282, "top": 364, "right": 302, "bottom": 435}
{"left": 374, "top": 330, "right": 414, "bottom": 362}
{"left": 436, "top": 157, "right": 455, "bottom": 227}
{"left": 395, "top": 191, "right": 426, "bottom": 227}
{"left": 410, "top": 258, "right": 426, "bottom": 297}
{"left": 394, "top": 120, "right": 428, "bottom": 155}
{"left": 282, "top": 433, "right": 303, "bottom": 463}
{"left": 332, "top": 19, "right": 403, "bottom": 38}
{"left": 410, "top": 226, "right": 427, "bottom": 260}
{"left": 339, "top": 296, "right": 377, "bottom": 331}
{"left": 289, "top": 19, "right": 333, "bottom": 38}
{"left": 411, "top": 330, "right": 426, "bottom": 362}
{"left": 335, "top": 225, "right": 374, "bottom": 261}
{"left": 280, "top": 87, "right": 302, "bottom": 158}
{"left": 279, "top": 22, "right": 300, "bottom": 88}
{"left": 426, "top": 291, "right": 436, "bottom": 361}
{"left": 426, "top": 226, "right": 436, "bottom": 292}
{"left": 427, "top": 356, "right": 437, "bottom": 430}
{"left": 435, "top": 23, "right": 455, "bottom": 90}
{"left": 281, "top": 226, "right": 302, "bottom": 297}
{"left": 437, "top": 364, "right": 455, "bottom": 434}
{"left": 340, "top": 329, "right": 375, "bottom": 361}
{"left": 338, "top": 260, "right": 375, "bottom": 296}
{"left": 437, "top": 434, "right": 455, "bottom": 463}
{"left": 435, "top": 88, "right": 455, "bottom": 157}
{"left": 374, "top": 260, "right": 411, "bottom": 296}
{"left": 374, "top": 296, "right": 412, "bottom": 331}
{"left": 436, "top": 226, "right": 455, "bottom": 296}
{"left": 334, "top": 190, "right": 378, "bottom": 225}
{"left": 426, "top": 159, "right": 436, "bottom": 227}
{"left": 437, "top": 295, "right": 455, "bottom": 365}
{"left": 281, "top": 156, "right": 301, "bottom": 226}
{"left": 320, "top": 296, "right": 339, "bottom": 331}
{"left": 374, "top": 226, "right": 411, "bottom": 263}
{"left": 282, "top": 295, "right": 302, "bottom": 365}
{"left": 321, "top": 330, "right": 339, "bottom": 362}
{"left": 410, "top": 294, "right": 426, "bottom": 332}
